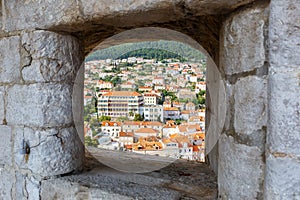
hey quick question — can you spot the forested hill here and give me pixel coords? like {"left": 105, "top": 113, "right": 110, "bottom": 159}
{"left": 85, "top": 40, "right": 206, "bottom": 62}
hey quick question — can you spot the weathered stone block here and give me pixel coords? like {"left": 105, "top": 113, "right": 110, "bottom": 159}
{"left": 6, "top": 83, "right": 73, "bottom": 127}
{"left": 269, "top": 0, "right": 300, "bottom": 69}
{"left": 268, "top": 0, "right": 300, "bottom": 156}
{"left": 0, "top": 126, "right": 12, "bottom": 166}
{"left": 221, "top": 6, "right": 267, "bottom": 75}
{"left": 233, "top": 76, "right": 267, "bottom": 147}
{"left": 265, "top": 154, "right": 300, "bottom": 199}
{"left": 14, "top": 173, "right": 41, "bottom": 200}
{"left": 41, "top": 179, "right": 133, "bottom": 200}
{"left": 0, "top": 86, "right": 4, "bottom": 124}
{"left": 26, "top": 176, "right": 41, "bottom": 200}
{"left": 3, "top": 1, "right": 82, "bottom": 32}
{"left": 0, "top": 36, "right": 21, "bottom": 83}
{"left": 268, "top": 68, "right": 300, "bottom": 155}
{"left": 0, "top": 168, "right": 14, "bottom": 199}
{"left": 14, "top": 126, "right": 83, "bottom": 177}
{"left": 218, "top": 134, "right": 264, "bottom": 200}
{"left": 21, "top": 31, "right": 83, "bottom": 83}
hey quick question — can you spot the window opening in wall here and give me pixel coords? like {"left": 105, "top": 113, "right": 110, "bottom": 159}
{"left": 83, "top": 40, "right": 207, "bottom": 173}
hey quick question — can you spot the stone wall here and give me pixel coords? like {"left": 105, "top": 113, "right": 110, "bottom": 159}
{"left": 0, "top": 31, "right": 84, "bottom": 199}
{"left": 216, "top": 3, "right": 269, "bottom": 199}
{"left": 265, "top": 0, "right": 300, "bottom": 199}
{"left": 0, "top": 0, "right": 299, "bottom": 199}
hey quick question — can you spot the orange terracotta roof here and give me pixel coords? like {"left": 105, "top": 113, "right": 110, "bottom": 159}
{"left": 98, "top": 80, "right": 112, "bottom": 84}
{"left": 135, "top": 128, "right": 159, "bottom": 134}
{"left": 181, "top": 110, "right": 191, "bottom": 114}
{"left": 123, "top": 121, "right": 162, "bottom": 126}
{"left": 124, "top": 145, "right": 132, "bottom": 149}
{"left": 186, "top": 102, "right": 195, "bottom": 106}
{"left": 102, "top": 91, "right": 141, "bottom": 97}
{"left": 101, "top": 121, "right": 121, "bottom": 126}
{"left": 119, "top": 132, "right": 134, "bottom": 137}
{"left": 169, "top": 133, "right": 179, "bottom": 139}
{"left": 164, "top": 107, "right": 179, "bottom": 111}
{"left": 163, "top": 124, "right": 176, "bottom": 128}
{"left": 189, "top": 116, "right": 205, "bottom": 122}
{"left": 139, "top": 86, "right": 152, "bottom": 89}
{"left": 193, "top": 146, "right": 200, "bottom": 152}
{"left": 178, "top": 124, "right": 200, "bottom": 132}
{"left": 144, "top": 94, "right": 157, "bottom": 97}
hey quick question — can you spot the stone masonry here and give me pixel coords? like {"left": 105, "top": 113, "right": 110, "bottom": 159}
{"left": 0, "top": 0, "right": 299, "bottom": 199}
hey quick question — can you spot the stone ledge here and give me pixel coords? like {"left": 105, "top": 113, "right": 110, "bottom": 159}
{"left": 40, "top": 148, "right": 217, "bottom": 200}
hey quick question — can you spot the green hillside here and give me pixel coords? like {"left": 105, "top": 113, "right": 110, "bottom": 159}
{"left": 86, "top": 40, "right": 206, "bottom": 62}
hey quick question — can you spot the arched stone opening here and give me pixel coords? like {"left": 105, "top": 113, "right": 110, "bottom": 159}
{"left": 1, "top": 0, "right": 299, "bottom": 199}
{"left": 79, "top": 27, "right": 216, "bottom": 173}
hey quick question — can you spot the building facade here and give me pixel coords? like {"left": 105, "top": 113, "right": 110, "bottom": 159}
{"left": 143, "top": 105, "right": 164, "bottom": 121}
{"left": 98, "top": 91, "right": 144, "bottom": 118}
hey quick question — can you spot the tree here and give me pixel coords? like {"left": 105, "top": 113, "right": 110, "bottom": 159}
{"left": 99, "top": 116, "right": 111, "bottom": 122}
{"left": 129, "top": 111, "right": 134, "bottom": 117}
{"left": 175, "top": 119, "right": 182, "bottom": 125}
{"left": 198, "top": 90, "right": 206, "bottom": 96}
{"left": 116, "top": 116, "right": 129, "bottom": 122}
{"left": 84, "top": 115, "right": 91, "bottom": 122}
{"left": 84, "top": 136, "right": 99, "bottom": 147}
{"left": 134, "top": 114, "right": 144, "bottom": 121}
{"left": 157, "top": 115, "right": 161, "bottom": 123}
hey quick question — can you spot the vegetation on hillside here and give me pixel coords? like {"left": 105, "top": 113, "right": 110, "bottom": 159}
{"left": 86, "top": 40, "right": 206, "bottom": 62}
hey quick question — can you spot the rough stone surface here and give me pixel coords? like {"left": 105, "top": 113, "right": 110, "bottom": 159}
{"left": 268, "top": 68, "right": 300, "bottom": 155}
{"left": 13, "top": 126, "right": 83, "bottom": 177}
{"left": 268, "top": 0, "right": 300, "bottom": 156}
{"left": 233, "top": 76, "right": 267, "bottom": 148}
{"left": 0, "top": 86, "right": 4, "bottom": 124}
{"left": 218, "top": 134, "right": 264, "bottom": 200}
{"left": 0, "top": 126, "right": 12, "bottom": 166}
{"left": 220, "top": 5, "right": 267, "bottom": 75}
{"left": 0, "top": 0, "right": 299, "bottom": 199}
{"left": 0, "top": 169, "right": 14, "bottom": 199}
{"left": 6, "top": 83, "right": 73, "bottom": 127}
{"left": 25, "top": 177, "right": 41, "bottom": 200}
{"left": 41, "top": 153, "right": 217, "bottom": 200}
{"left": 3, "top": 0, "right": 254, "bottom": 32}
{"left": 265, "top": 1, "right": 300, "bottom": 198}
{"left": 21, "top": 31, "right": 83, "bottom": 83}
{"left": 0, "top": 36, "right": 21, "bottom": 83}
{"left": 265, "top": 155, "right": 300, "bottom": 199}
{"left": 269, "top": 0, "right": 300, "bottom": 70}
{"left": 41, "top": 179, "right": 134, "bottom": 200}
{"left": 3, "top": 0, "right": 82, "bottom": 32}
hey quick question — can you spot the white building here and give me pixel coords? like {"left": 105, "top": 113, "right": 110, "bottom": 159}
{"left": 97, "top": 80, "right": 113, "bottom": 89}
{"left": 179, "top": 142, "right": 193, "bottom": 160}
{"left": 163, "top": 107, "right": 181, "bottom": 120}
{"left": 143, "top": 94, "right": 158, "bottom": 105}
{"left": 143, "top": 105, "right": 164, "bottom": 121}
{"left": 122, "top": 121, "right": 163, "bottom": 133}
{"left": 134, "top": 128, "right": 159, "bottom": 141}
{"left": 120, "top": 82, "right": 136, "bottom": 90}
{"left": 127, "top": 57, "right": 137, "bottom": 63}
{"left": 152, "top": 77, "right": 165, "bottom": 85}
{"left": 98, "top": 91, "right": 144, "bottom": 118}
{"left": 118, "top": 132, "right": 134, "bottom": 147}
{"left": 196, "top": 81, "right": 206, "bottom": 93}
{"left": 154, "top": 84, "right": 165, "bottom": 91}
{"left": 101, "top": 121, "right": 122, "bottom": 138}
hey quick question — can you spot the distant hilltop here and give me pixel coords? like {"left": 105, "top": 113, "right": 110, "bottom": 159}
{"left": 86, "top": 40, "right": 206, "bottom": 62}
